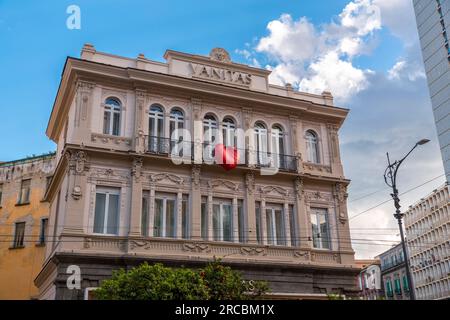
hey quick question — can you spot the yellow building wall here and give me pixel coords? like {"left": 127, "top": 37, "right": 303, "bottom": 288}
{"left": 0, "top": 157, "right": 54, "bottom": 300}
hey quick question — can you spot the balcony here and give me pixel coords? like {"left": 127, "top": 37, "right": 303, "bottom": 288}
{"left": 143, "top": 136, "right": 298, "bottom": 173}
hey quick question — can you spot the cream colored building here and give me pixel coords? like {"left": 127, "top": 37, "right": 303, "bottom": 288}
{"left": 34, "top": 44, "right": 358, "bottom": 300}
{"left": 405, "top": 183, "right": 450, "bottom": 300}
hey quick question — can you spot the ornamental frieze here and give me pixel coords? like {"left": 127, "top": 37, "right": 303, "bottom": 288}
{"left": 240, "top": 247, "right": 267, "bottom": 256}
{"left": 182, "top": 243, "right": 211, "bottom": 253}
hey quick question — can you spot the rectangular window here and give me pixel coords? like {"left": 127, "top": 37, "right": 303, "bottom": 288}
{"left": 112, "top": 112, "right": 120, "bottom": 136}
{"left": 402, "top": 275, "right": 409, "bottom": 292}
{"left": 289, "top": 204, "right": 296, "bottom": 247}
{"left": 386, "top": 280, "right": 393, "bottom": 297}
{"left": 38, "top": 218, "right": 48, "bottom": 245}
{"left": 181, "top": 195, "right": 189, "bottom": 239}
{"left": 238, "top": 200, "right": 245, "bottom": 243}
{"left": 18, "top": 179, "right": 31, "bottom": 204}
{"left": 13, "top": 222, "right": 25, "bottom": 248}
{"left": 93, "top": 187, "right": 120, "bottom": 235}
{"left": 45, "top": 176, "right": 53, "bottom": 195}
{"left": 394, "top": 278, "right": 402, "bottom": 295}
{"left": 103, "top": 111, "right": 111, "bottom": 135}
{"left": 201, "top": 197, "right": 208, "bottom": 240}
{"left": 154, "top": 193, "right": 176, "bottom": 238}
{"left": 212, "top": 198, "right": 233, "bottom": 242}
{"left": 255, "top": 202, "right": 261, "bottom": 244}
{"left": 266, "top": 204, "right": 285, "bottom": 246}
{"left": 311, "top": 208, "right": 330, "bottom": 249}
{"left": 141, "top": 191, "right": 149, "bottom": 236}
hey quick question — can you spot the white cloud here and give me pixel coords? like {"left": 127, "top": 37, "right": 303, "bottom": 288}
{"left": 299, "top": 51, "right": 371, "bottom": 99}
{"left": 340, "top": 0, "right": 382, "bottom": 36}
{"left": 388, "top": 59, "right": 426, "bottom": 81}
{"left": 246, "top": 0, "right": 384, "bottom": 101}
{"left": 256, "top": 14, "right": 318, "bottom": 63}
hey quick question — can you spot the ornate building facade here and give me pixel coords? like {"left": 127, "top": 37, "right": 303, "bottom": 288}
{"left": 405, "top": 183, "right": 450, "bottom": 300}
{"left": 34, "top": 44, "right": 358, "bottom": 299}
{"left": 0, "top": 153, "right": 55, "bottom": 299}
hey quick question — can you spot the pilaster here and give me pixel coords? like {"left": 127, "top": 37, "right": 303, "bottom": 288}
{"left": 294, "top": 177, "right": 311, "bottom": 248}
{"left": 129, "top": 157, "right": 143, "bottom": 236}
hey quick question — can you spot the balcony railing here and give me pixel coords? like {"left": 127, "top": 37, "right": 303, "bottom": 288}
{"left": 143, "top": 136, "right": 298, "bottom": 172}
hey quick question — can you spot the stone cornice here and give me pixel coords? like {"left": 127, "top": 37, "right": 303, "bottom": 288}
{"left": 46, "top": 57, "right": 349, "bottom": 142}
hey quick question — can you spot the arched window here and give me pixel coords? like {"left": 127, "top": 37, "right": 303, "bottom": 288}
{"left": 222, "top": 117, "right": 236, "bottom": 147}
{"left": 271, "top": 125, "right": 285, "bottom": 168}
{"left": 203, "top": 114, "right": 218, "bottom": 160}
{"left": 170, "top": 108, "right": 185, "bottom": 157}
{"left": 149, "top": 105, "right": 165, "bottom": 153}
{"left": 254, "top": 122, "right": 268, "bottom": 165}
{"left": 169, "top": 108, "right": 184, "bottom": 140}
{"left": 306, "top": 130, "right": 320, "bottom": 164}
{"left": 103, "top": 98, "right": 121, "bottom": 136}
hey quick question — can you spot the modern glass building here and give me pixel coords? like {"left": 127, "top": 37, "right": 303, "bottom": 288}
{"left": 413, "top": 0, "right": 450, "bottom": 182}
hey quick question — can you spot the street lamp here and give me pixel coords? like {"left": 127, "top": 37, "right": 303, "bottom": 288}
{"left": 383, "top": 139, "right": 430, "bottom": 300}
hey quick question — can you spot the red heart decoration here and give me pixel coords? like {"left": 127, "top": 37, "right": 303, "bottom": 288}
{"left": 214, "top": 144, "right": 239, "bottom": 171}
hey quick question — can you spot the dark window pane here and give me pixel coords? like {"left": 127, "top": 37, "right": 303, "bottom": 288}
{"left": 94, "top": 193, "right": 106, "bottom": 233}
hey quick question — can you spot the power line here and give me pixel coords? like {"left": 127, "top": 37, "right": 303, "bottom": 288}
{"left": 349, "top": 174, "right": 445, "bottom": 221}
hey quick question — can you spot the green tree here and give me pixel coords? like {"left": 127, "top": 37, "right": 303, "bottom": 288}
{"left": 95, "top": 259, "right": 268, "bottom": 300}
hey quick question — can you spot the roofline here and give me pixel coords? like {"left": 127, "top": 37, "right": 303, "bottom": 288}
{"left": 46, "top": 56, "right": 350, "bottom": 141}
{"left": 0, "top": 152, "right": 56, "bottom": 168}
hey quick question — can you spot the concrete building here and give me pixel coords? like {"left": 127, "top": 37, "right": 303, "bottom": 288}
{"left": 0, "top": 153, "right": 56, "bottom": 299}
{"left": 34, "top": 44, "right": 359, "bottom": 300}
{"left": 379, "top": 244, "right": 411, "bottom": 300}
{"left": 413, "top": 0, "right": 450, "bottom": 182}
{"left": 405, "top": 183, "right": 450, "bottom": 300}
{"left": 356, "top": 259, "right": 383, "bottom": 300}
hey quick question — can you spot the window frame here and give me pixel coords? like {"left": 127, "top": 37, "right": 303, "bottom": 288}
{"left": 17, "top": 179, "right": 31, "bottom": 205}
{"left": 212, "top": 198, "right": 233, "bottom": 242}
{"left": 305, "top": 130, "right": 320, "bottom": 164}
{"left": 12, "top": 222, "right": 26, "bottom": 249}
{"left": 310, "top": 207, "right": 331, "bottom": 250}
{"left": 265, "top": 203, "right": 286, "bottom": 246}
{"left": 103, "top": 97, "right": 122, "bottom": 136}
{"left": 93, "top": 187, "right": 121, "bottom": 236}
{"left": 37, "top": 217, "right": 48, "bottom": 245}
{"left": 153, "top": 193, "right": 177, "bottom": 238}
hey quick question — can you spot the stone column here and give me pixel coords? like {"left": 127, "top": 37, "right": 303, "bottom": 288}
{"left": 190, "top": 165, "right": 202, "bottom": 240}
{"left": 261, "top": 199, "right": 267, "bottom": 245}
{"left": 334, "top": 183, "right": 353, "bottom": 253}
{"left": 63, "top": 150, "right": 90, "bottom": 234}
{"left": 177, "top": 192, "right": 183, "bottom": 239}
{"left": 245, "top": 172, "right": 257, "bottom": 244}
{"left": 295, "top": 177, "right": 311, "bottom": 248}
{"left": 134, "top": 89, "right": 147, "bottom": 153}
{"left": 284, "top": 202, "right": 291, "bottom": 247}
{"left": 74, "top": 81, "right": 95, "bottom": 144}
{"left": 327, "top": 124, "right": 344, "bottom": 177}
{"left": 192, "top": 98, "right": 203, "bottom": 164}
{"left": 129, "top": 157, "right": 143, "bottom": 237}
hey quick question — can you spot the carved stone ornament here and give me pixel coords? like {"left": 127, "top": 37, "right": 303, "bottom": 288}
{"left": 334, "top": 183, "right": 349, "bottom": 224}
{"left": 294, "top": 250, "right": 310, "bottom": 260}
{"left": 260, "top": 185, "right": 289, "bottom": 197}
{"left": 240, "top": 247, "right": 267, "bottom": 256}
{"left": 245, "top": 172, "right": 255, "bottom": 195}
{"left": 67, "top": 150, "right": 89, "bottom": 174}
{"left": 131, "top": 157, "right": 143, "bottom": 181}
{"left": 191, "top": 166, "right": 201, "bottom": 189}
{"left": 129, "top": 240, "right": 152, "bottom": 250}
{"left": 183, "top": 243, "right": 211, "bottom": 253}
{"left": 208, "top": 179, "right": 239, "bottom": 191}
{"left": 151, "top": 173, "right": 184, "bottom": 185}
{"left": 71, "top": 185, "right": 82, "bottom": 200}
{"left": 294, "top": 177, "right": 304, "bottom": 199}
{"left": 209, "top": 48, "right": 231, "bottom": 63}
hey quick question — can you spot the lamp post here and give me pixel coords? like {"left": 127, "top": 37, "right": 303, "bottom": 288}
{"left": 383, "top": 139, "right": 430, "bottom": 300}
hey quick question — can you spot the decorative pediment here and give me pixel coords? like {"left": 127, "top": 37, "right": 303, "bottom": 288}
{"left": 150, "top": 173, "right": 184, "bottom": 185}
{"left": 259, "top": 185, "right": 289, "bottom": 197}
{"left": 207, "top": 179, "right": 239, "bottom": 191}
{"left": 305, "top": 190, "right": 333, "bottom": 202}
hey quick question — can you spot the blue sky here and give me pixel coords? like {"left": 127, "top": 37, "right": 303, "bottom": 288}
{"left": 0, "top": 0, "right": 446, "bottom": 258}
